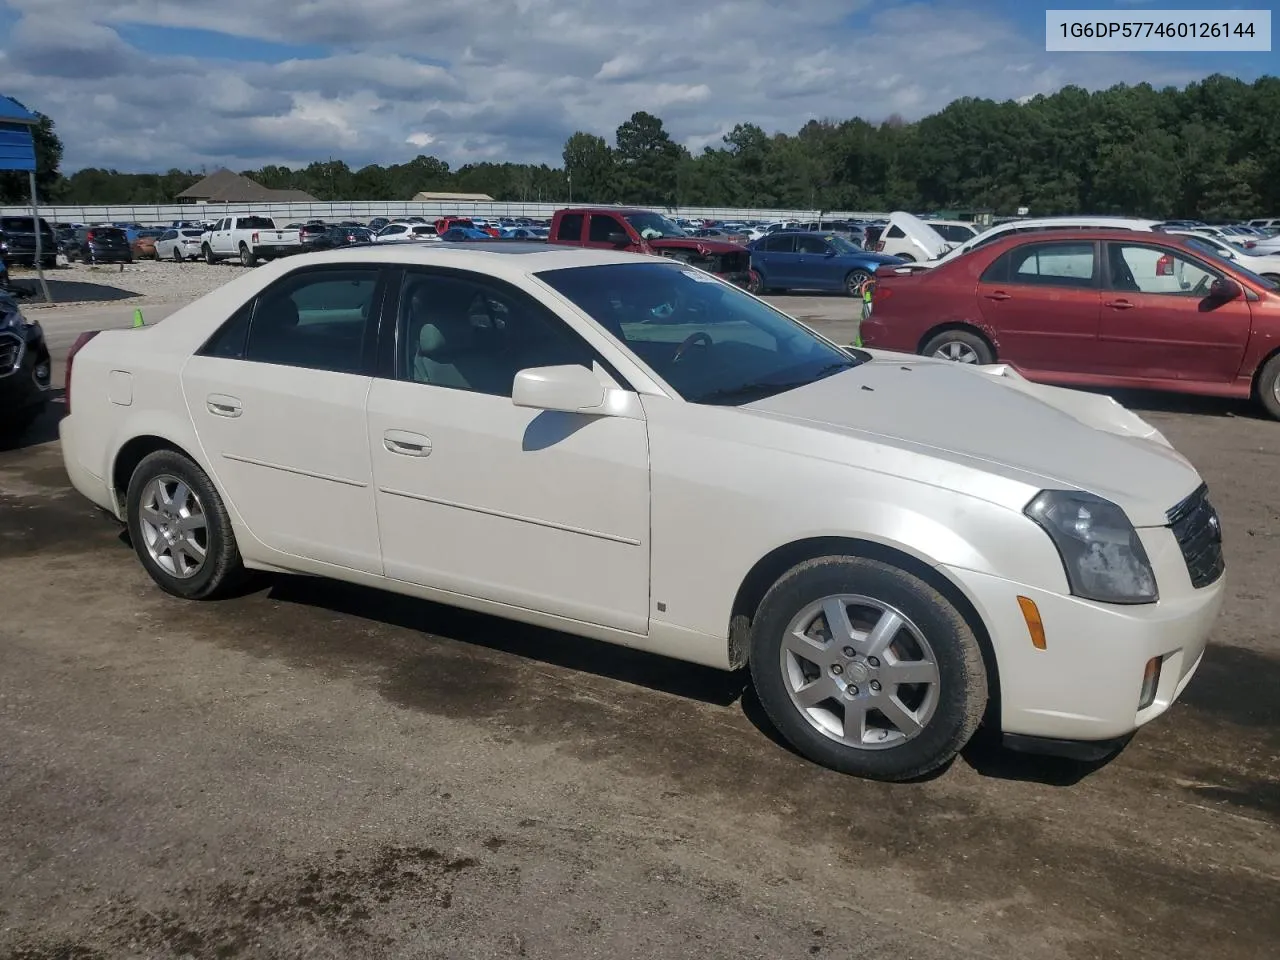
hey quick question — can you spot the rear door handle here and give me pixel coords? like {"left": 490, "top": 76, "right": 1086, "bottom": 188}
{"left": 207, "top": 394, "right": 242, "bottom": 417}
{"left": 984, "top": 291, "right": 1011, "bottom": 301}
{"left": 384, "top": 430, "right": 432, "bottom": 456}
{"left": 1104, "top": 299, "right": 1136, "bottom": 310}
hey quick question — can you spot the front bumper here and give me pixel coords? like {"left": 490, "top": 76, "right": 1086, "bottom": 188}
{"left": 0, "top": 326, "right": 52, "bottom": 415}
{"left": 946, "top": 525, "right": 1224, "bottom": 743}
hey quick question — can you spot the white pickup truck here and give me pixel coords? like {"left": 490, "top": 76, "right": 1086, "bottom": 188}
{"left": 200, "top": 216, "right": 303, "bottom": 267}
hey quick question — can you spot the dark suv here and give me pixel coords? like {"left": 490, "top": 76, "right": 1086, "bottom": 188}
{"left": 67, "top": 226, "right": 133, "bottom": 265}
{"left": 0, "top": 216, "right": 57, "bottom": 269}
{"left": 0, "top": 291, "right": 51, "bottom": 445}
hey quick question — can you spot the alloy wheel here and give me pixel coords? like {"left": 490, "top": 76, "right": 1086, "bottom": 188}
{"left": 780, "top": 594, "right": 940, "bottom": 750}
{"left": 138, "top": 474, "right": 208, "bottom": 579}
{"left": 933, "top": 341, "right": 980, "bottom": 363}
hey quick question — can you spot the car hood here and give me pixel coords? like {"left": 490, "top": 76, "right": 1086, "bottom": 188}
{"left": 742, "top": 353, "right": 1200, "bottom": 527}
{"left": 886, "top": 212, "right": 953, "bottom": 261}
{"left": 843, "top": 250, "right": 906, "bottom": 267}
{"left": 650, "top": 237, "right": 745, "bottom": 256}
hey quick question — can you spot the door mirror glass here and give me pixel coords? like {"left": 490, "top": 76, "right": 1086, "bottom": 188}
{"left": 607, "top": 232, "right": 629, "bottom": 247}
{"left": 512, "top": 364, "right": 607, "bottom": 414}
{"left": 1209, "top": 277, "right": 1243, "bottom": 301}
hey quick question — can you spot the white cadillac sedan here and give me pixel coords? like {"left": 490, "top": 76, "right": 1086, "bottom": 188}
{"left": 59, "top": 243, "right": 1225, "bottom": 781}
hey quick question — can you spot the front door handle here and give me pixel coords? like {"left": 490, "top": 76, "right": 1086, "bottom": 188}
{"left": 384, "top": 430, "right": 432, "bottom": 457}
{"left": 1104, "top": 299, "right": 1136, "bottom": 310}
{"left": 207, "top": 394, "right": 242, "bottom": 417}
{"left": 984, "top": 291, "right": 1012, "bottom": 301}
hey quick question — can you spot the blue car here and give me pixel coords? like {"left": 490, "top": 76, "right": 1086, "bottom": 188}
{"left": 747, "top": 231, "right": 905, "bottom": 296}
{"left": 440, "top": 226, "right": 494, "bottom": 241}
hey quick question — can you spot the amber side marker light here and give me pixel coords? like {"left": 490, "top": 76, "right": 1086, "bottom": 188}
{"left": 1016, "top": 596, "right": 1047, "bottom": 650}
{"left": 1139, "top": 656, "right": 1163, "bottom": 710}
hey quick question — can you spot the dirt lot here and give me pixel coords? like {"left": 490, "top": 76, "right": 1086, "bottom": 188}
{"left": 0, "top": 282, "right": 1276, "bottom": 959}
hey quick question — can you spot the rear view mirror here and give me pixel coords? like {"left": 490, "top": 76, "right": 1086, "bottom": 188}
{"left": 512, "top": 365, "right": 606, "bottom": 414}
{"left": 1209, "top": 278, "right": 1243, "bottom": 301}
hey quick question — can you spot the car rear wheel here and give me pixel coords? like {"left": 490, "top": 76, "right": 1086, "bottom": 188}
{"left": 896, "top": 252, "right": 917, "bottom": 263}
{"left": 844, "top": 269, "right": 873, "bottom": 297}
{"left": 749, "top": 556, "right": 987, "bottom": 781}
{"left": 203, "top": 244, "right": 216, "bottom": 265}
{"left": 126, "top": 450, "right": 244, "bottom": 600}
{"left": 1256, "top": 353, "right": 1280, "bottom": 421}
{"left": 921, "top": 329, "right": 994, "bottom": 365}
{"left": 172, "top": 245, "right": 183, "bottom": 263}
{"left": 239, "top": 243, "right": 257, "bottom": 267}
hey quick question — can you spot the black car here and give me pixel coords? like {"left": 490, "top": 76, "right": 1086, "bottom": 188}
{"left": 297, "top": 223, "right": 332, "bottom": 249}
{"left": 308, "top": 225, "right": 374, "bottom": 250}
{"left": 0, "top": 216, "right": 57, "bottom": 269}
{"left": 0, "top": 291, "right": 51, "bottom": 444}
{"left": 66, "top": 226, "right": 133, "bottom": 264}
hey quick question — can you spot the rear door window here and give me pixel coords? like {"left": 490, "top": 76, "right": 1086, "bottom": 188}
{"left": 1007, "top": 241, "right": 1097, "bottom": 288}
{"left": 555, "top": 214, "right": 585, "bottom": 242}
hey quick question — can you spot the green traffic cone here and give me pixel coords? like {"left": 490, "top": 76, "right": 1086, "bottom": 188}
{"left": 132, "top": 308, "right": 145, "bottom": 328}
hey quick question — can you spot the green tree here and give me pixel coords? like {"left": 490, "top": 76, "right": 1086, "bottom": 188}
{"left": 614, "top": 111, "right": 685, "bottom": 205}
{"left": 562, "top": 132, "right": 615, "bottom": 203}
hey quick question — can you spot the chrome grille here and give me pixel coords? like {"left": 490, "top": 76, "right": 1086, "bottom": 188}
{"left": 0, "top": 332, "right": 21, "bottom": 376}
{"left": 1167, "top": 484, "right": 1225, "bottom": 589}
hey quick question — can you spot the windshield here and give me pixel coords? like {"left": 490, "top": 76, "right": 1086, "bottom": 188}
{"left": 537, "top": 261, "right": 862, "bottom": 405}
{"left": 622, "top": 212, "right": 687, "bottom": 240}
{"left": 826, "top": 235, "right": 863, "bottom": 254}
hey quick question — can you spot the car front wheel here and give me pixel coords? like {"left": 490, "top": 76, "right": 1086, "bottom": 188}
{"left": 921, "top": 329, "right": 994, "bottom": 365}
{"left": 1256, "top": 353, "right": 1280, "bottom": 420}
{"left": 126, "top": 450, "right": 244, "bottom": 600}
{"left": 749, "top": 556, "right": 987, "bottom": 781}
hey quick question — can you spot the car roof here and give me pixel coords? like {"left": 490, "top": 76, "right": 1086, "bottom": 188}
{"left": 276, "top": 241, "right": 655, "bottom": 277}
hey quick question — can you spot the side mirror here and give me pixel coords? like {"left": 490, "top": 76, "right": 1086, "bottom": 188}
{"left": 824, "top": 248, "right": 836, "bottom": 257}
{"left": 1209, "top": 278, "right": 1243, "bottom": 301}
{"left": 607, "top": 232, "right": 630, "bottom": 247}
{"left": 512, "top": 364, "right": 607, "bottom": 414}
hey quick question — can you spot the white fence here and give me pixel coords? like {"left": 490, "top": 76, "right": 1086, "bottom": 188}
{"left": 0, "top": 199, "right": 891, "bottom": 224}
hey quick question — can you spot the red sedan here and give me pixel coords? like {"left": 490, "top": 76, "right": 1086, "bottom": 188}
{"left": 860, "top": 229, "right": 1280, "bottom": 419}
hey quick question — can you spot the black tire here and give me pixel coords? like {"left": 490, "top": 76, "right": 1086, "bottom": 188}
{"left": 921, "top": 328, "right": 994, "bottom": 365}
{"left": 1255, "top": 353, "right": 1280, "bottom": 421}
{"left": 1262, "top": 273, "right": 1280, "bottom": 286}
{"left": 239, "top": 243, "right": 257, "bottom": 268}
{"left": 844, "top": 269, "right": 873, "bottom": 297}
{"left": 172, "top": 245, "right": 183, "bottom": 263}
{"left": 897, "top": 252, "right": 917, "bottom": 263}
{"left": 204, "top": 244, "right": 217, "bottom": 265}
{"left": 41, "top": 256, "right": 56, "bottom": 269}
{"left": 125, "top": 449, "right": 245, "bottom": 600}
{"left": 749, "top": 556, "right": 987, "bottom": 781}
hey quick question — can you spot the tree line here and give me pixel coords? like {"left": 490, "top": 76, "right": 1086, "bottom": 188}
{"left": 2, "top": 73, "right": 1277, "bottom": 218}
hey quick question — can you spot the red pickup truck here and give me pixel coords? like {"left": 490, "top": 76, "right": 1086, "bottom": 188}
{"left": 548, "top": 207, "right": 750, "bottom": 286}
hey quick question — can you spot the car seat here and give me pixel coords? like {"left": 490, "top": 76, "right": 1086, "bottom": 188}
{"left": 1108, "top": 246, "right": 1141, "bottom": 293}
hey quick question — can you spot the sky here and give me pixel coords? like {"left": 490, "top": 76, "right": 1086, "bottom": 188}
{"left": 0, "top": 0, "right": 1271, "bottom": 174}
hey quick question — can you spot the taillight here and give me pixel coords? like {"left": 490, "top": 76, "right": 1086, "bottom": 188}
{"left": 873, "top": 286, "right": 893, "bottom": 303}
{"left": 874, "top": 241, "right": 885, "bottom": 251}
{"left": 1156, "top": 254, "right": 1173, "bottom": 276}
{"left": 64, "top": 330, "right": 101, "bottom": 416}
{"left": 1243, "top": 241, "right": 1256, "bottom": 249}
{"left": 86, "top": 230, "right": 96, "bottom": 242}
{"left": 251, "top": 232, "right": 259, "bottom": 244}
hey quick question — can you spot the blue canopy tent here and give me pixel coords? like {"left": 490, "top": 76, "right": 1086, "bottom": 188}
{"left": 0, "top": 96, "right": 50, "bottom": 301}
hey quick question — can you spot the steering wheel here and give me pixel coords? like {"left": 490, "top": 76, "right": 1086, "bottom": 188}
{"left": 673, "top": 331, "right": 713, "bottom": 362}
{"left": 1190, "top": 274, "right": 1212, "bottom": 296}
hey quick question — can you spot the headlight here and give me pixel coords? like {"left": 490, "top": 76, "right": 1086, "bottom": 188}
{"left": 1025, "top": 490, "right": 1158, "bottom": 605}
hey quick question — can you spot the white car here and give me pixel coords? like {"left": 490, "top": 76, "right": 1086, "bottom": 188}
{"left": 1168, "top": 230, "right": 1280, "bottom": 284}
{"left": 925, "top": 217, "right": 1167, "bottom": 268}
{"left": 58, "top": 245, "right": 1225, "bottom": 781}
{"left": 153, "top": 228, "right": 207, "bottom": 262}
{"left": 873, "top": 212, "right": 953, "bottom": 262}
{"left": 375, "top": 223, "right": 439, "bottom": 243}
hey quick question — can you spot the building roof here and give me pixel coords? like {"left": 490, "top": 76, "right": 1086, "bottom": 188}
{"left": 177, "top": 167, "right": 318, "bottom": 203}
{"left": 412, "top": 191, "right": 496, "bottom": 202}
{"left": 0, "top": 97, "right": 39, "bottom": 125}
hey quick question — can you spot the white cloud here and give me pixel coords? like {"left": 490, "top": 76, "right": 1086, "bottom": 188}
{"left": 0, "top": 0, "right": 1220, "bottom": 173}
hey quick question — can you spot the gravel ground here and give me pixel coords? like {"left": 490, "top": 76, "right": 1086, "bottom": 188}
{"left": 9, "top": 258, "right": 250, "bottom": 309}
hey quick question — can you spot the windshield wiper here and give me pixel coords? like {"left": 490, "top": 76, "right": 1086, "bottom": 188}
{"left": 694, "top": 361, "right": 855, "bottom": 405}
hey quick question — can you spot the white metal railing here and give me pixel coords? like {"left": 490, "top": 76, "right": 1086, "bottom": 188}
{"left": 0, "top": 199, "right": 891, "bottom": 224}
